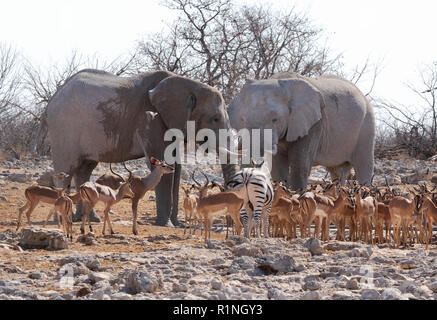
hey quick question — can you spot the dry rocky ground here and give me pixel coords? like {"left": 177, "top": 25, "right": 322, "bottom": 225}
{"left": 0, "top": 156, "right": 437, "bottom": 300}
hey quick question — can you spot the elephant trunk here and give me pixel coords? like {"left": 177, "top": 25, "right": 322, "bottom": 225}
{"left": 170, "top": 162, "right": 182, "bottom": 226}
{"left": 221, "top": 163, "right": 238, "bottom": 187}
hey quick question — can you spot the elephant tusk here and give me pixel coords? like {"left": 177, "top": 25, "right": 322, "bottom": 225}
{"left": 264, "top": 144, "right": 278, "bottom": 156}
{"left": 217, "top": 146, "right": 242, "bottom": 157}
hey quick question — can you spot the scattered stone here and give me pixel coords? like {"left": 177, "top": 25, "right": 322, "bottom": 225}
{"left": 302, "top": 280, "right": 322, "bottom": 291}
{"left": 86, "top": 259, "right": 101, "bottom": 271}
{"left": 211, "top": 278, "right": 223, "bottom": 290}
{"left": 8, "top": 173, "right": 31, "bottom": 183}
{"left": 227, "top": 236, "right": 250, "bottom": 246}
{"left": 301, "top": 291, "right": 322, "bottom": 300}
{"left": 0, "top": 242, "right": 23, "bottom": 252}
{"left": 427, "top": 281, "right": 437, "bottom": 293}
{"left": 348, "top": 247, "right": 373, "bottom": 258}
{"left": 77, "top": 232, "right": 98, "bottom": 246}
{"left": 233, "top": 243, "right": 261, "bottom": 257}
{"left": 89, "top": 272, "right": 113, "bottom": 283}
{"left": 76, "top": 287, "right": 91, "bottom": 298}
{"left": 381, "top": 288, "right": 404, "bottom": 300}
{"left": 228, "top": 256, "right": 256, "bottom": 274}
{"left": 304, "top": 238, "right": 323, "bottom": 256}
{"left": 323, "top": 241, "right": 361, "bottom": 252}
{"left": 361, "top": 289, "right": 381, "bottom": 300}
{"left": 19, "top": 227, "right": 69, "bottom": 250}
{"left": 267, "top": 288, "right": 287, "bottom": 300}
{"left": 124, "top": 269, "right": 162, "bottom": 294}
{"left": 172, "top": 282, "right": 188, "bottom": 293}
{"left": 399, "top": 260, "right": 418, "bottom": 270}
{"left": 258, "top": 254, "right": 295, "bottom": 273}
{"left": 110, "top": 292, "right": 132, "bottom": 300}
{"left": 332, "top": 290, "right": 356, "bottom": 300}
{"left": 205, "top": 240, "right": 224, "bottom": 250}
{"left": 346, "top": 278, "right": 360, "bottom": 290}
{"left": 28, "top": 271, "right": 43, "bottom": 280}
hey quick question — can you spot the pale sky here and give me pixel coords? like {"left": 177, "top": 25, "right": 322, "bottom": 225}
{"left": 1, "top": 0, "right": 436, "bottom": 110}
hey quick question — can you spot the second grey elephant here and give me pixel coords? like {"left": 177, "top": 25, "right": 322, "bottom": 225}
{"left": 225, "top": 72, "right": 376, "bottom": 189}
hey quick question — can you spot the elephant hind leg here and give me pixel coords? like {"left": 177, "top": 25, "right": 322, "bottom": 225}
{"left": 327, "top": 163, "right": 353, "bottom": 185}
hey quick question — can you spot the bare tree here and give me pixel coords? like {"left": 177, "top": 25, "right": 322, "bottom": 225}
{"left": 0, "top": 43, "right": 21, "bottom": 120}
{"left": 135, "top": 0, "right": 342, "bottom": 102}
{"left": 376, "top": 61, "right": 437, "bottom": 159}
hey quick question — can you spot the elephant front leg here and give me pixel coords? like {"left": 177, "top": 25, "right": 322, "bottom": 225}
{"left": 154, "top": 173, "right": 173, "bottom": 226}
{"left": 271, "top": 152, "right": 289, "bottom": 183}
{"left": 287, "top": 143, "right": 318, "bottom": 191}
{"left": 72, "top": 160, "right": 99, "bottom": 223}
{"left": 170, "top": 163, "right": 182, "bottom": 227}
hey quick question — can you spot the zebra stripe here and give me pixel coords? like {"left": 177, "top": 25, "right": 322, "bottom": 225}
{"left": 226, "top": 165, "right": 273, "bottom": 238}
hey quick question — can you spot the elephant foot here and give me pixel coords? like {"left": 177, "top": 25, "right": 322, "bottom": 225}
{"left": 153, "top": 217, "right": 171, "bottom": 227}
{"left": 171, "top": 219, "right": 185, "bottom": 228}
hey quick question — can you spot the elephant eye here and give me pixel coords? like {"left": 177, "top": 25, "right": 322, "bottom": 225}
{"left": 272, "top": 118, "right": 278, "bottom": 123}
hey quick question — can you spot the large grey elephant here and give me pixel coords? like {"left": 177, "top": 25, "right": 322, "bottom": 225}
{"left": 46, "top": 69, "right": 234, "bottom": 227}
{"left": 224, "top": 72, "right": 375, "bottom": 189}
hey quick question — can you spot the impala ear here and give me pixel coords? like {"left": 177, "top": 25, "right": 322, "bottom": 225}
{"left": 278, "top": 79, "right": 324, "bottom": 142}
{"left": 150, "top": 157, "right": 159, "bottom": 165}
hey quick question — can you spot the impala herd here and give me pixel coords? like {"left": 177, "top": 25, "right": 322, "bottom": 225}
{"left": 15, "top": 159, "right": 437, "bottom": 250}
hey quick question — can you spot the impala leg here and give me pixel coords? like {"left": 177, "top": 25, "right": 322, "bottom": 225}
{"left": 17, "top": 201, "right": 31, "bottom": 231}
{"left": 204, "top": 217, "right": 208, "bottom": 241}
{"left": 80, "top": 208, "right": 86, "bottom": 235}
{"left": 44, "top": 208, "right": 55, "bottom": 228}
{"left": 105, "top": 208, "right": 114, "bottom": 235}
{"left": 56, "top": 210, "right": 62, "bottom": 229}
{"left": 131, "top": 198, "right": 139, "bottom": 236}
{"left": 25, "top": 201, "right": 39, "bottom": 227}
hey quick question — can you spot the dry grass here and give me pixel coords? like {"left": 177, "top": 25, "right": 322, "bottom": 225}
{"left": 0, "top": 181, "right": 227, "bottom": 275}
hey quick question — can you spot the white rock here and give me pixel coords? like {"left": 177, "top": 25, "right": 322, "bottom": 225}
{"left": 305, "top": 238, "right": 323, "bottom": 256}
{"left": 211, "top": 277, "right": 223, "bottom": 290}
{"left": 111, "top": 292, "right": 132, "bottom": 300}
{"left": 173, "top": 282, "right": 188, "bottom": 293}
{"left": 19, "top": 227, "right": 69, "bottom": 250}
{"left": 267, "top": 288, "right": 287, "bottom": 300}
{"left": 301, "top": 291, "right": 322, "bottom": 300}
{"left": 89, "top": 272, "right": 113, "bottom": 283}
{"left": 361, "top": 289, "right": 381, "bottom": 300}
{"left": 124, "top": 269, "right": 162, "bottom": 294}
{"left": 427, "top": 281, "right": 437, "bottom": 293}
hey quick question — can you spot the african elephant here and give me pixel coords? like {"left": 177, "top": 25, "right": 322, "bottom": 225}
{"left": 224, "top": 72, "right": 375, "bottom": 189}
{"left": 46, "top": 69, "right": 234, "bottom": 227}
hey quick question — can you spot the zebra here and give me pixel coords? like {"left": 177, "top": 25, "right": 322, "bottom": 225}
{"left": 226, "top": 158, "right": 274, "bottom": 238}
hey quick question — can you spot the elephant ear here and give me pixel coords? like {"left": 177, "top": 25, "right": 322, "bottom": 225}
{"left": 278, "top": 79, "right": 324, "bottom": 143}
{"left": 148, "top": 76, "right": 197, "bottom": 130}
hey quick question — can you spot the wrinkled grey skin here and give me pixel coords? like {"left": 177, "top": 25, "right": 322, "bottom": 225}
{"left": 46, "top": 69, "right": 232, "bottom": 227}
{"left": 224, "top": 72, "right": 375, "bottom": 190}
